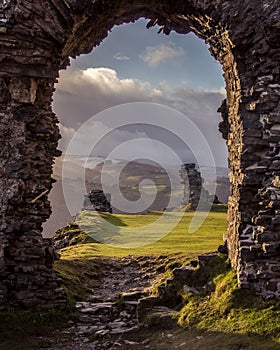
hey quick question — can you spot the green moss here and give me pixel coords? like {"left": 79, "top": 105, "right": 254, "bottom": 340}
{"left": 190, "top": 254, "right": 231, "bottom": 289}
{"left": 178, "top": 264, "right": 280, "bottom": 343}
{"left": 54, "top": 258, "right": 100, "bottom": 307}
{"left": 55, "top": 222, "right": 98, "bottom": 246}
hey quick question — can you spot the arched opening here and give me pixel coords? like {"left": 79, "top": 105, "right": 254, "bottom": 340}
{"left": 42, "top": 18, "right": 230, "bottom": 269}
{"left": 0, "top": 1, "right": 279, "bottom": 308}
{"left": 54, "top": 5, "right": 245, "bottom": 278}
{"left": 44, "top": 18, "right": 228, "bottom": 229}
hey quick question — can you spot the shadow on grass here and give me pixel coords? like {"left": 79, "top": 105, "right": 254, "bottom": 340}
{"left": 100, "top": 212, "right": 128, "bottom": 226}
{"left": 75, "top": 210, "right": 128, "bottom": 245}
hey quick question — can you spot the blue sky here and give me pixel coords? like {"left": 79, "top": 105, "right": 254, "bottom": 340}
{"left": 54, "top": 18, "right": 228, "bottom": 167}
{"left": 72, "top": 18, "right": 224, "bottom": 91}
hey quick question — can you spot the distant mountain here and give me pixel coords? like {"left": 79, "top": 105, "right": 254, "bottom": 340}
{"left": 42, "top": 155, "right": 230, "bottom": 237}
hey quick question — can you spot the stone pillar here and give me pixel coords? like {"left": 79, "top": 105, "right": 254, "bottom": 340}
{"left": 236, "top": 73, "right": 280, "bottom": 298}
{"left": 217, "top": 56, "right": 280, "bottom": 298}
{"left": 0, "top": 75, "right": 64, "bottom": 308}
{"left": 84, "top": 190, "right": 113, "bottom": 213}
{"left": 180, "top": 164, "right": 202, "bottom": 210}
{"left": 0, "top": 0, "right": 70, "bottom": 308}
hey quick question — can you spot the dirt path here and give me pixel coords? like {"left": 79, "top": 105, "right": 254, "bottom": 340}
{"left": 41, "top": 256, "right": 175, "bottom": 350}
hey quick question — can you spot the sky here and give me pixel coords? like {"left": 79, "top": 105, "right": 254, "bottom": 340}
{"left": 53, "top": 18, "right": 228, "bottom": 168}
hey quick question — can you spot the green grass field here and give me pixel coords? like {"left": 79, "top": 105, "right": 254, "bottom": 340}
{"left": 60, "top": 209, "right": 227, "bottom": 259}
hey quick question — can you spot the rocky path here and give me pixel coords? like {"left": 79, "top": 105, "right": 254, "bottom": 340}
{"left": 42, "top": 256, "right": 175, "bottom": 350}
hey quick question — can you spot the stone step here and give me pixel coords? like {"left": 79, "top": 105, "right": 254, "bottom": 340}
{"left": 119, "top": 289, "right": 148, "bottom": 301}
{"left": 110, "top": 325, "right": 140, "bottom": 334}
{"left": 76, "top": 302, "right": 115, "bottom": 314}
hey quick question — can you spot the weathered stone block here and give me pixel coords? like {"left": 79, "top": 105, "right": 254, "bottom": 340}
{"left": 172, "top": 266, "right": 195, "bottom": 279}
{"left": 9, "top": 77, "right": 37, "bottom": 104}
{"left": 16, "top": 290, "right": 35, "bottom": 300}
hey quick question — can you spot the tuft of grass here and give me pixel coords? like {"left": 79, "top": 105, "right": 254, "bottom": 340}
{"left": 54, "top": 258, "right": 100, "bottom": 307}
{"left": 178, "top": 260, "right": 280, "bottom": 344}
{"left": 55, "top": 222, "right": 98, "bottom": 245}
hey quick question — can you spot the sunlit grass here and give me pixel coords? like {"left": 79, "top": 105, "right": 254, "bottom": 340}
{"left": 177, "top": 258, "right": 280, "bottom": 346}
{"left": 60, "top": 210, "right": 227, "bottom": 259}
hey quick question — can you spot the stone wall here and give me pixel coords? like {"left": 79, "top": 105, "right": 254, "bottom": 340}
{"left": 0, "top": 0, "right": 279, "bottom": 307}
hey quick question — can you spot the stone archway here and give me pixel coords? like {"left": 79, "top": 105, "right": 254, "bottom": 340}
{"left": 0, "top": 0, "right": 279, "bottom": 307}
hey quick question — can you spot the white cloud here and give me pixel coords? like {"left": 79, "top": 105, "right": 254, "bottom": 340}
{"left": 82, "top": 67, "right": 150, "bottom": 95}
{"left": 53, "top": 66, "right": 227, "bottom": 166}
{"left": 57, "top": 66, "right": 160, "bottom": 100}
{"left": 140, "top": 41, "right": 184, "bottom": 67}
{"left": 54, "top": 66, "right": 161, "bottom": 129}
{"left": 113, "top": 52, "right": 130, "bottom": 60}
{"left": 171, "top": 86, "right": 225, "bottom": 116}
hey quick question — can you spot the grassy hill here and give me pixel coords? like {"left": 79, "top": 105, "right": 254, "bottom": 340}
{"left": 58, "top": 209, "right": 227, "bottom": 258}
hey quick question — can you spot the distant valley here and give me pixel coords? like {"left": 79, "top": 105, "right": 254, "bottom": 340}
{"left": 42, "top": 155, "right": 230, "bottom": 237}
